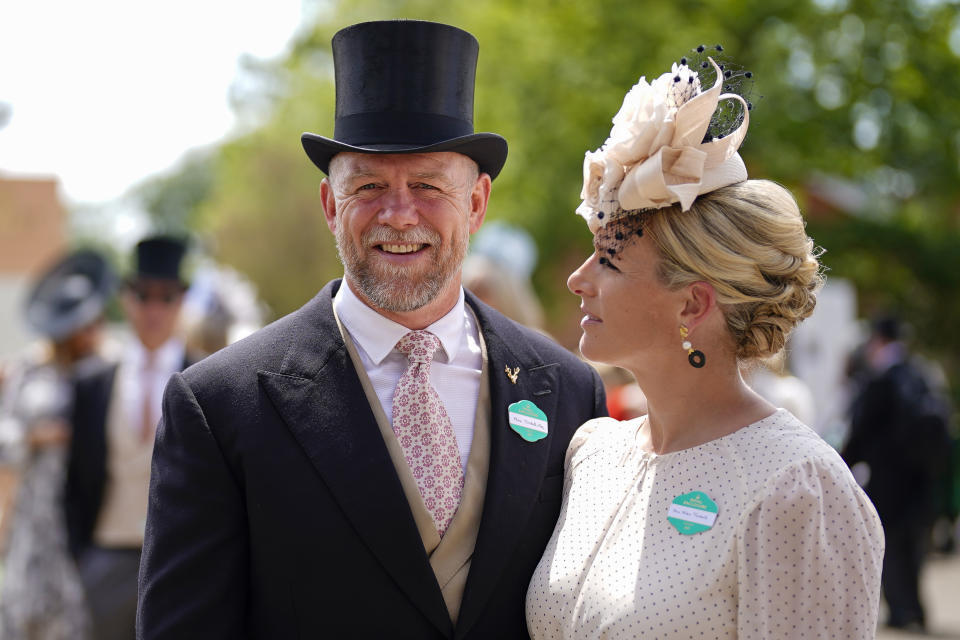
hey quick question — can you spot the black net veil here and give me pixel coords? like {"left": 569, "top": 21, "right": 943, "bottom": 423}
{"left": 594, "top": 212, "right": 650, "bottom": 267}
{"left": 687, "top": 44, "right": 756, "bottom": 143}
{"left": 591, "top": 44, "right": 756, "bottom": 261}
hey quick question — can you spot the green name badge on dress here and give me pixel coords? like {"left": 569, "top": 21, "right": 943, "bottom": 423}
{"left": 508, "top": 400, "right": 548, "bottom": 442}
{"left": 667, "top": 491, "right": 718, "bottom": 535}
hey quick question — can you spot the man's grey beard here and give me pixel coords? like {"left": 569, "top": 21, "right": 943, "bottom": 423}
{"left": 335, "top": 224, "right": 468, "bottom": 313}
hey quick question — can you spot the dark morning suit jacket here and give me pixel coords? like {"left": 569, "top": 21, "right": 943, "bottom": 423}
{"left": 66, "top": 349, "right": 196, "bottom": 557}
{"left": 136, "top": 280, "right": 607, "bottom": 640}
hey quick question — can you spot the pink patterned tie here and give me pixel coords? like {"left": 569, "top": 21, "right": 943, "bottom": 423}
{"left": 393, "top": 331, "right": 464, "bottom": 536}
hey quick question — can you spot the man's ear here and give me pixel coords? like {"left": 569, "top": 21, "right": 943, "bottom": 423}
{"left": 468, "top": 172, "right": 492, "bottom": 235}
{"left": 679, "top": 281, "right": 717, "bottom": 332}
{"left": 320, "top": 178, "right": 337, "bottom": 234}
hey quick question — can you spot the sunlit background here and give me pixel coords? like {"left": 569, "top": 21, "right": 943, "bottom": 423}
{"left": 2, "top": 0, "right": 960, "bottom": 634}
{"left": 2, "top": 0, "right": 959, "bottom": 386}
{"left": 0, "top": 0, "right": 305, "bottom": 231}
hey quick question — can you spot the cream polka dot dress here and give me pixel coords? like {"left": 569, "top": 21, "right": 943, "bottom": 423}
{"left": 525, "top": 409, "right": 884, "bottom": 639}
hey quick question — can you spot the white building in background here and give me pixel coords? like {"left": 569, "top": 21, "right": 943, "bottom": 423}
{"left": 788, "top": 278, "right": 862, "bottom": 448}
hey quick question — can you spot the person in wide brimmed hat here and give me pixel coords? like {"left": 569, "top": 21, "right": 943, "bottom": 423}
{"left": 138, "top": 20, "right": 607, "bottom": 640}
{"left": 65, "top": 235, "right": 201, "bottom": 640}
{"left": 0, "top": 248, "right": 116, "bottom": 640}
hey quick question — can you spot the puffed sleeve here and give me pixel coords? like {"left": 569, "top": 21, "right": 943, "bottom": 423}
{"left": 736, "top": 455, "right": 884, "bottom": 639}
{"left": 564, "top": 419, "right": 603, "bottom": 468}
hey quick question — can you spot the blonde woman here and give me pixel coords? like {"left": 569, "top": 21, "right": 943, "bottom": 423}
{"left": 526, "top": 50, "right": 883, "bottom": 638}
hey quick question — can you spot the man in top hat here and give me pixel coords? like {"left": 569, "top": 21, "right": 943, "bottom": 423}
{"left": 137, "top": 20, "right": 606, "bottom": 640}
{"left": 67, "top": 235, "right": 197, "bottom": 640}
{"left": 842, "top": 315, "right": 953, "bottom": 631}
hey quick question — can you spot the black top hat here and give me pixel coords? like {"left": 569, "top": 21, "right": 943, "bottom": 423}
{"left": 130, "top": 235, "right": 188, "bottom": 285}
{"left": 301, "top": 20, "right": 508, "bottom": 180}
{"left": 25, "top": 249, "right": 116, "bottom": 340}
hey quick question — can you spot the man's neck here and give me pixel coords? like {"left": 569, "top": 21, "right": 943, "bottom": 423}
{"left": 344, "top": 277, "right": 462, "bottom": 330}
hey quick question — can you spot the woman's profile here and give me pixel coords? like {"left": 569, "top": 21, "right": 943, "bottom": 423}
{"left": 525, "top": 47, "right": 883, "bottom": 638}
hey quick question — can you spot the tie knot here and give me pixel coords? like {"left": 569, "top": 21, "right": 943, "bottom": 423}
{"left": 396, "top": 330, "right": 441, "bottom": 364}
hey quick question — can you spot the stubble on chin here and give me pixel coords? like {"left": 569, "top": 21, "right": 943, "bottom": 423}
{"left": 335, "top": 224, "right": 468, "bottom": 313}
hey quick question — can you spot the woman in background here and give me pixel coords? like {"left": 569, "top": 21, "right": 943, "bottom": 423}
{"left": 0, "top": 249, "right": 115, "bottom": 640}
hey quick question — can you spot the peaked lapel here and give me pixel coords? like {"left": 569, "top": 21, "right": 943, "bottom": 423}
{"left": 456, "top": 293, "right": 561, "bottom": 638}
{"left": 257, "top": 281, "right": 453, "bottom": 637}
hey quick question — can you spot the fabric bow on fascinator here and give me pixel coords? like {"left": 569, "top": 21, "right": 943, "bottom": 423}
{"left": 577, "top": 46, "right": 753, "bottom": 233}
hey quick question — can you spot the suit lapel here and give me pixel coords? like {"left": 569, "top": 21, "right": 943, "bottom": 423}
{"left": 258, "top": 282, "right": 453, "bottom": 637}
{"left": 456, "top": 294, "right": 561, "bottom": 638}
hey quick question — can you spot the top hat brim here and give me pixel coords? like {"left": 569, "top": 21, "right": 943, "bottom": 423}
{"left": 301, "top": 132, "right": 508, "bottom": 181}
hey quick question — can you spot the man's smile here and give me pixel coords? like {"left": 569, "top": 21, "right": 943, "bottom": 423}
{"left": 377, "top": 243, "right": 429, "bottom": 254}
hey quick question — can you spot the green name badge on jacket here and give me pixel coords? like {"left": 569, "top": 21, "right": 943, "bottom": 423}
{"left": 508, "top": 400, "right": 548, "bottom": 442}
{"left": 667, "top": 491, "right": 718, "bottom": 535}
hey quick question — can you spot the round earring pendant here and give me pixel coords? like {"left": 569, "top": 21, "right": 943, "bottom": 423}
{"left": 688, "top": 350, "right": 706, "bottom": 368}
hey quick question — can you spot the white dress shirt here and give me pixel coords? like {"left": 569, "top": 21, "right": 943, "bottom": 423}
{"left": 95, "top": 336, "right": 185, "bottom": 546}
{"left": 333, "top": 282, "right": 482, "bottom": 472}
{"left": 119, "top": 337, "right": 185, "bottom": 437}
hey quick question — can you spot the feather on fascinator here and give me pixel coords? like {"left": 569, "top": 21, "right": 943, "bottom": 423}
{"left": 577, "top": 52, "right": 752, "bottom": 234}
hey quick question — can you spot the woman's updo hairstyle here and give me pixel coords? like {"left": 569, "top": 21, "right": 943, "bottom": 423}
{"left": 641, "top": 179, "right": 824, "bottom": 360}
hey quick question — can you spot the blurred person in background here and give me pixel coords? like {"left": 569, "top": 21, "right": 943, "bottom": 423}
{"left": 65, "top": 236, "right": 197, "bottom": 640}
{"left": 178, "top": 260, "right": 266, "bottom": 356}
{"left": 526, "top": 51, "right": 883, "bottom": 638}
{"left": 0, "top": 248, "right": 116, "bottom": 640}
{"left": 462, "top": 221, "right": 546, "bottom": 331}
{"left": 842, "top": 314, "right": 953, "bottom": 632}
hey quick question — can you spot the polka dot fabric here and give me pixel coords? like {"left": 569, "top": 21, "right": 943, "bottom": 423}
{"left": 393, "top": 331, "right": 464, "bottom": 537}
{"left": 525, "top": 409, "right": 884, "bottom": 639}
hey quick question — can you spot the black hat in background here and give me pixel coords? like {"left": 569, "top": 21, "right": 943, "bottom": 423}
{"left": 130, "top": 236, "right": 188, "bottom": 286}
{"left": 872, "top": 313, "right": 907, "bottom": 342}
{"left": 25, "top": 249, "right": 117, "bottom": 341}
{"left": 301, "top": 20, "right": 508, "bottom": 180}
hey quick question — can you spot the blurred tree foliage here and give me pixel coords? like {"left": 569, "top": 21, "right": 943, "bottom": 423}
{"left": 134, "top": 150, "right": 215, "bottom": 236}
{"left": 138, "top": 0, "right": 960, "bottom": 400}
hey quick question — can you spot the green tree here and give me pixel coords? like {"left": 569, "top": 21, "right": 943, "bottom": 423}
{"left": 134, "top": 150, "right": 216, "bottom": 235}
{"left": 178, "top": 0, "right": 960, "bottom": 400}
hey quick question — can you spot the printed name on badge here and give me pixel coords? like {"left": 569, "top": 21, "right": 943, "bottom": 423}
{"left": 508, "top": 400, "right": 548, "bottom": 442}
{"left": 667, "top": 491, "right": 718, "bottom": 535}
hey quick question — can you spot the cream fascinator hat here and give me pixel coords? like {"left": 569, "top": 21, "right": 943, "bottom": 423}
{"left": 577, "top": 46, "right": 752, "bottom": 233}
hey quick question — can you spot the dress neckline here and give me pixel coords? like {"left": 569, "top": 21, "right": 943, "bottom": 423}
{"left": 630, "top": 408, "right": 787, "bottom": 459}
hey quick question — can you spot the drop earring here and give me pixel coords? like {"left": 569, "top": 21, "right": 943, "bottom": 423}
{"left": 680, "top": 325, "right": 706, "bottom": 368}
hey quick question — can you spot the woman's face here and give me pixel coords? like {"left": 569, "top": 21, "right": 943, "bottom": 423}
{"left": 567, "top": 223, "right": 685, "bottom": 370}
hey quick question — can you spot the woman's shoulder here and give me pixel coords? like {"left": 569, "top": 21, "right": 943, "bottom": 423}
{"left": 565, "top": 416, "right": 642, "bottom": 469}
{"left": 736, "top": 410, "right": 874, "bottom": 511}
{"left": 706, "top": 409, "right": 855, "bottom": 503}
{"left": 737, "top": 409, "right": 843, "bottom": 467}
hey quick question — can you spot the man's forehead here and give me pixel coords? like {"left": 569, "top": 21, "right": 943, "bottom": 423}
{"left": 129, "top": 278, "right": 183, "bottom": 292}
{"left": 333, "top": 151, "right": 473, "bottom": 177}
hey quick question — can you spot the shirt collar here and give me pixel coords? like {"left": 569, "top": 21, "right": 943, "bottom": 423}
{"left": 333, "top": 280, "right": 466, "bottom": 365}
{"left": 124, "top": 336, "right": 184, "bottom": 372}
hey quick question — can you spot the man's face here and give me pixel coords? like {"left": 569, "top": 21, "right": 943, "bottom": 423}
{"left": 121, "top": 278, "right": 184, "bottom": 351}
{"left": 321, "top": 152, "right": 490, "bottom": 314}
